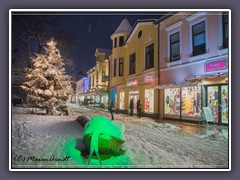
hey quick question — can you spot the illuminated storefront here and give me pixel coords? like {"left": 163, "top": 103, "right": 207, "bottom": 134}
{"left": 119, "top": 92, "right": 125, "bottom": 110}
{"left": 164, "top": 88, "right": 180, "bottom": 119}
{"left": 144, "top": 88, "right": 154, "bottom": 113}
{"left": 181, "top": 86, "right": 201, "bottom": 120}
{"left": 129, "top": 90, "right": 139, "bottom": 114}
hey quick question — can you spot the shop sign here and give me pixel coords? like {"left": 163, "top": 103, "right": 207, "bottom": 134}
{"left": 144, "top": 75, "right": 155, "bottom": 83}
{"left": 205, "top": 60, "right": 227, "bottom": 72}
{"left": 127, "top": 80, "right": 138, "bottom": 87}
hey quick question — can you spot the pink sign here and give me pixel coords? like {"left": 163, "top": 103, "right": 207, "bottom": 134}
{"left": 205, "top": 60, "right": 226, "bottom": 72}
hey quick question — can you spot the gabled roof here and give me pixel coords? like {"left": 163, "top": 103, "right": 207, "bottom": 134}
{"left": 111, "top": 18, "right": 132, "bottom": 38}
{"left": 125, "top": 19, "right": 157, "bottom": 44}
{"left": 95, "top": 48, "right": 112, "bottom": 56}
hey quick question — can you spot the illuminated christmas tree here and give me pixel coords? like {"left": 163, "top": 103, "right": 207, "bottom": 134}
{"left": 22, "top": 39, "right": 73, "bottom": 115}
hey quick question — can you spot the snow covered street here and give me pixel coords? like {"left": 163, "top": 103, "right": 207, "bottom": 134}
{"left": 11, "top": 104, "right": 229, "bottom": 169}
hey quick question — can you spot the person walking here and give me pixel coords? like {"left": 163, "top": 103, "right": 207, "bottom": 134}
{"left": 129, "top": 98, "right": 134, "bottom": 116}
{"left": 109, "top": 102, "right": 115, "bottom": 120}
{"left": 137, "top": 99, "right": 142, "bottom": 118}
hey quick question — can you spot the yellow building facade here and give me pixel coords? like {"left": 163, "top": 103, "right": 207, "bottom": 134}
{"left": 109, "top": 19, "right": 159, "bottom": 118}
{"left": 79, "top": 48, "right": 111, "bottom": 108}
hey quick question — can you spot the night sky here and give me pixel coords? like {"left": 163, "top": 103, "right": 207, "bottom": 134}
{"left": 13, "top": 11, "right": 168, "bottom": 79}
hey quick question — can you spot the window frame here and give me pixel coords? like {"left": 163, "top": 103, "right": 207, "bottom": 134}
{"left": 222, "top": 12, "right": 229, "bottom": 49}
{"left": 192, "top": 21, "right": 206, "bottom": 56}
{"left": 119, "top": 36, "right": 124, "bottom": 47}
{"left": 187, "top": 16, "right": 208, "bottom": 57}
{"left": 129, "top": 53, "right": 136, "bottom": 75}
{"left": 145, "top": 43, "right": 154, "bottom": 70}
{"left": 114, "top": 38, "right": 117, "bottom": 48}
{"left": 113, "top": 59, "right": 117, "bottom": 77}
{"left": 169, "top": 32, "right": 180, "bottom": 62}
{"left": 165, "top": 21, "right": 182, "bottom": 64}
{"left": 119, "top": 58, "right": 124, "bottom": 76}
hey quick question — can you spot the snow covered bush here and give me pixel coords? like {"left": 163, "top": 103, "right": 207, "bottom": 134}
{"left": 21, "top": 39, "right": 73, "bottom": 115}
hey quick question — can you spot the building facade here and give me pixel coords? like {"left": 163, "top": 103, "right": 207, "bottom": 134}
{"left": 109, "top": 11, "right": 229, "bottom": 125}
{"left": 157, "top": 12, "right": 229, "bottom": 125}
{"left": 77, "top": 48, "right": 111, "bottom": 108}
{"left": 109, "top": 18, "right": 159, "bottom": 117}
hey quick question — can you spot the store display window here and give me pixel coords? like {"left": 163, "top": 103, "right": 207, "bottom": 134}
{"left": 181, "top": 86, "right": 201, "bottom": 120}
{"left": 164, "top": 88, "right": 180, "bottom": 118}
{"left": 144, "top": 89, "right": 154, "bottom": 113}
{"left": 119, "top": 92, "right": 125, "bottom": 110}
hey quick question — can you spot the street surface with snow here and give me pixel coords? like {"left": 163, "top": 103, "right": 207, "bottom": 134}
{"left": 11, "top": 103, "right": 229, "bottom": 169}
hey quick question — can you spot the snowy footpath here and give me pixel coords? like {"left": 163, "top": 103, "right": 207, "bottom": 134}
{"left": 11, "top": 104, "right": 229, "bottom": 169}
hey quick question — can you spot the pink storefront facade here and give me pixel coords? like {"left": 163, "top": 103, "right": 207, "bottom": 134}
{"left": 157, "top": 11, "right": 229, "bottom": 125}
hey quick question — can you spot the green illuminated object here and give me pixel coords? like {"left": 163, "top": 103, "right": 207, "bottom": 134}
{"left": 82, "top": 116, "right": 126, "bottom": 165}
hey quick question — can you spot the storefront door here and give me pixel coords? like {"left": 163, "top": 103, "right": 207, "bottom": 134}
{"left": 129, "top": 91, "right": 139, "bottom": 114}
{"left": 206, "top": 85, "right": 228, "bottom": 124}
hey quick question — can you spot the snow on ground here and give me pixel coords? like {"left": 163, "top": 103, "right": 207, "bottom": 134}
{"left": 11, "top": 103, "right": 229, "bottom": 169}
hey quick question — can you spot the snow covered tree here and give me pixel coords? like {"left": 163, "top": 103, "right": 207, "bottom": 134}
{"left": 22, "top": 39, "right": 73, "bottom": 115}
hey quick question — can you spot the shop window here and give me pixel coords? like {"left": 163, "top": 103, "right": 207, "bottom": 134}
{"left": 119, "top": 36, "right": 124, "bottom": 47}
{"left": 113, "top": 59, "right": 117, "bottom": 77}
{"left": 181, "top": 86, "right": 201, "bottom": 120}
{"left": 222, "top": 12, "right": 229, "bottom": 49}
{"left": 192, "top": 21, "right": 206, "bottom": 56}
{"left": 170, "top": 32, "right": 180, "bottom": 62}
{"left": 145, "top": 43, "right": 154, "bottom": 70}
{"left": 119, "top": 58, "right": 124, "bottom": 76}
{"left": 164, "top": 88, "right": 180, "bottom": 119}
{"left": 119, "top": 92, "right": 125, "bottom": 110}
{"left": 129, "top": 53, "right": 136, "bottom": 75}
{"left": 144, "top": 89, "right": 154, "bottom": 113}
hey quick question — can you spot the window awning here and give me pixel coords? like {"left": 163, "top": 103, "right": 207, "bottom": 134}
{"left": 155, "top": 81, "right": 199, "bottom": 89}
{"left": 185, "top": 72, "right": 228, "bottom": 81}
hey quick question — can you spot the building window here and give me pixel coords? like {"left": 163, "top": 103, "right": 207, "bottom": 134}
{"left": 222, "top": 12, "right": 229, "bottom": 49}
{"left": 119, "top": 36, "right": 124, "bottom": 47}
{"left": 114, "top": 38, "right": 117, "bottom": 48}
{"left": 96, "top": 71, "right": 99, "bottom": 83}
{"left": 102, "top": 68, "right": 105, "bottom": 82}
{"left": 129, "top": 53, "right": 136, "bottom": 75}
{"left": 92, "top": 75, "right": 94, "bottom": 87}
{"left": 119, "top": 58, "right": 123, "bottom": 76}
{"left": 113, "top": 59, "right": 117, "bottom": 77}
{"left": 88, "top": 77, "right": 91, "bottom": 90}
{"left": 145, "top": 44, "right": 154, "bottom": 69}
{"left": 170, "top": 32, "right": 180, "bottom": 62}
{"left": 192, "top": 21, "right": 206, "bottom": 56}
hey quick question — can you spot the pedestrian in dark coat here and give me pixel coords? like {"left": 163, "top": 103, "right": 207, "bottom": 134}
{"left": 137, "top": 99, "right": 142, "bottom": 118}
{"left": 109, "top": 102, "right": 115, "bottom": 120}
{"left": 129, "top": 98, "right": 134, "bottom": 116}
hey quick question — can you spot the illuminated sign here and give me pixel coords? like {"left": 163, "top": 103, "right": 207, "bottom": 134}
{"left": 83, "top": 77, "right": 89, "bottom": 92}
{"left": 144, "top": 75, "right": 155, "bottom": 83}
{"left": 205, "top": 60, "right": 227, "bottom": 72}
{"left": 127, "top": 80, "right": 138, "bottom": 87}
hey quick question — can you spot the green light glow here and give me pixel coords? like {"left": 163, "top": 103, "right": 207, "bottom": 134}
{"left": 64, "top": 116, "right": 131, "bottom": 167}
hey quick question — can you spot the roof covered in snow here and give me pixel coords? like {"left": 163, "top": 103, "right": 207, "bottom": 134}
{"left": 111, "top": 18, "right": 132, "bottom": 37}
